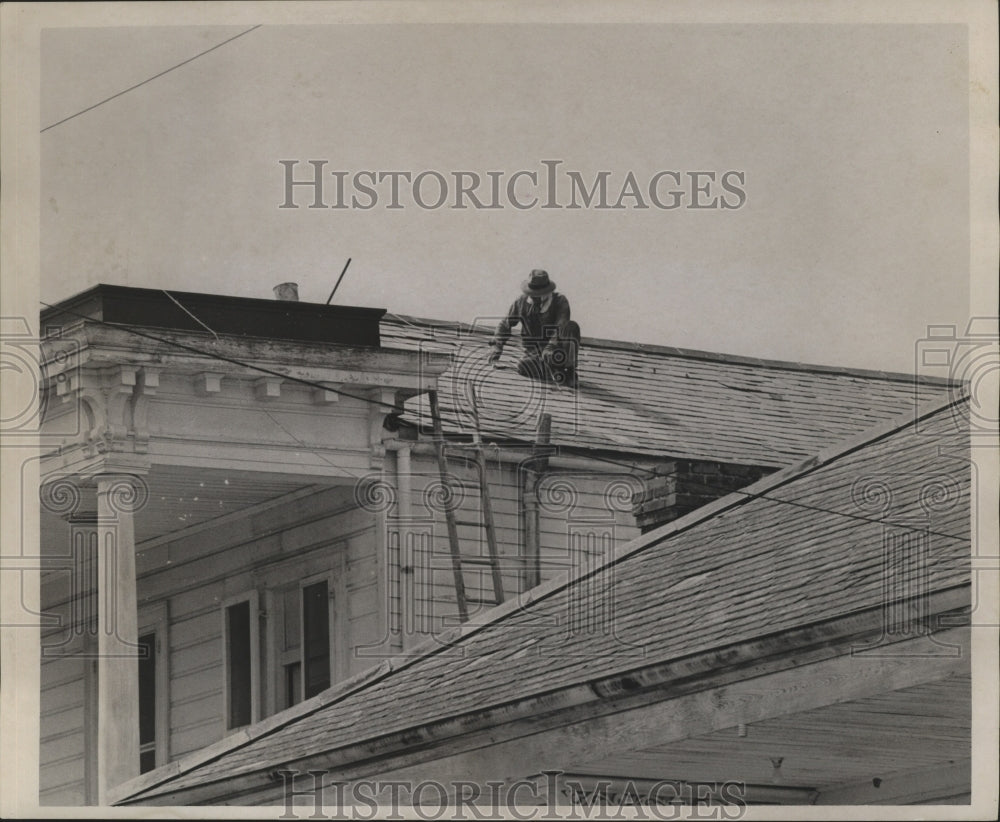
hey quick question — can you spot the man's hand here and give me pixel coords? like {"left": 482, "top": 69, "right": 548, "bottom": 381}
{"left": 487, "top": 347, "right": 502, "bottom": 366}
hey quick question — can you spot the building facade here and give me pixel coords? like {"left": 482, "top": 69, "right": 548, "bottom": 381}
{"left": 35, "top": 285, "right": 966, "bottom": 807}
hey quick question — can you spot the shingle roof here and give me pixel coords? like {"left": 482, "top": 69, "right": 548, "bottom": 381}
{"left": 380, "top": 315, "right": 955, "bottom": 468}
{"left": 119, "top": 396, "right": 970, "bottom": 804}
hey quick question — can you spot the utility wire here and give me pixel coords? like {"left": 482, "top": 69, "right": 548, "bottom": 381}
{"left": 40, "top": 26, "right": 262, "bottom": 134}
{"left": 38, "top": 300, "right": 968, "bottom": 543}
{"left": 260, "top": 408, "right": 366, "bottom": 482}
{"left": 162, "top": 290, "right": 220, "bottom": 339}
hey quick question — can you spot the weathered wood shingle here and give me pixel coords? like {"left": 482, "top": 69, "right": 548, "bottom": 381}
{"left": 380, "top": 315, "right": 954, "bottom": 467}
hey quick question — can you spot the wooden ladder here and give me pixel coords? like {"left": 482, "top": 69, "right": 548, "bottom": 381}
{"left": 427, "top": 388, "right": 505, "bottom": 623}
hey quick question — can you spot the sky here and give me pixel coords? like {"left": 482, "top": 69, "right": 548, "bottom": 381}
{"left": 39, "top": 20, "right": 971, "bottom": 373}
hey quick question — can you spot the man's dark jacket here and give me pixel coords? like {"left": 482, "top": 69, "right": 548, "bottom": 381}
{"left": 491, "top": 293, "right": 572, "bottom": 355}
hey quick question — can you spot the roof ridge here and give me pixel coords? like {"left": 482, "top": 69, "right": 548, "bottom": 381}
{"left": 381, "top": 312, "right": 959, "bottom": 386}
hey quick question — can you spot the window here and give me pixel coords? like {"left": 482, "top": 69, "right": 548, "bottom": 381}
{"left": 279, "top": 585, "right": 301, "bottom": 709}
{"left": 270, "top": 575, "right": 334, "bottom": 712}
{"left": 302, "top": 580, "right": 331, "bottom": 699}
{"left": 137, "top": 602, "right": 169, "bottom": 773}
{"left": 138, "top": 632, "right": 157, "bottom": 773}
{"left": 222, "top": 593, "right": 260, "bottom": 730}
{"left": 226, "top": 602, "right": 252, "bottom": 727}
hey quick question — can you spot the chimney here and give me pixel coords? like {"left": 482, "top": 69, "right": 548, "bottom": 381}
{"left": 273, "top": 282, "right": 299, "bottom": 301}
{"left": 631, "top": 460, "right": 773, "bottom": 533}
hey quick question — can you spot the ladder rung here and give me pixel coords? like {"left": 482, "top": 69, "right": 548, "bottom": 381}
{"left": 465, "top": 596, "right": 502, "bottom": 606}
{"left": 438, "top": 553, "right": 524, "bottom": 567}
{"left": 457, "top": 556, "right": 497, "bottom": 566}
{"left": 453, "top": 519, "right": 483, "bottom": 528}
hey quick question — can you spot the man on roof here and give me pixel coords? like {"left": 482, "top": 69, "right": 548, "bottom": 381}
{"left": 488, "top": 269, "right": 581, "bottom": 388}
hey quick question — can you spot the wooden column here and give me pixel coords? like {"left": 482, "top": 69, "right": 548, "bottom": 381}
{"left": 94, "top": 474, "right": 141, "bottom": 804}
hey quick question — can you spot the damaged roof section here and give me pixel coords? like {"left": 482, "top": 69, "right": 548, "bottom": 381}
{"left": 380, "top": 314, "right": 957, "bottom": 468}
{"left": 115, "top": 396, "right": 971, "bottom": 806}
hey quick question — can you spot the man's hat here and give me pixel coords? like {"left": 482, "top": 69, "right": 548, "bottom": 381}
{"left": 521, "top": 269, "right": 556, "bottom": 296}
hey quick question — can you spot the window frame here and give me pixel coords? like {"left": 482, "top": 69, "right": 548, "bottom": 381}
{"left": 266, "top": 570, "right": 336, "bottom": 713}
{"left": 298, "top": 571, "right": 335, "bottom": 702}
{"left": 221, "top": 591, "right": 261, "bottom": 730}
{"left": 137, "top": 602, "right": 170, "bottom": 771}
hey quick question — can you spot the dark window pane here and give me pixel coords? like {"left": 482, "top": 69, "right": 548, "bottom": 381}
{"left": 283, "top": 586, "right": 300, "bottom": 651}
{"left": 302, "top": 581, "right": 330, "bottom": 699}
{"left": 227, "top": 601, "right": 252, "bottom": 728}
{"left": 138, "top": 633, "right": 156, "bottom": 746}
{"left": 139, "top": 749, "right": 157, "bottom": 774}
{"left": 285, "top": 661, "right": 301, "bottom": 709}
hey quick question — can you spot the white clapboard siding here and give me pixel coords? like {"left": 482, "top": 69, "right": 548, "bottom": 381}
{"left": 39, "top": 483, "right": 385, "bottom": 785}
{"left": 151, "top": 486, "right": 379, "bottom": 761}
{"left": 39, "top": 649, "right": 88, "bottom": 805}
{"left": 537, "top": 470, "right": 641, "bottom": 581}
{"left": 397, "top": 455, "right": 641, "bottom": 642}
{"left": 38, "top": 455, "right": 642, "bottom": 794}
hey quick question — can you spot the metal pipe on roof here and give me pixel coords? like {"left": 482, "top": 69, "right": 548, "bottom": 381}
{"left": 272, "top": 282, "right": 299, "bottom": 301}
{"left": 326, "top": 258, "right": 352, "bottom": 304}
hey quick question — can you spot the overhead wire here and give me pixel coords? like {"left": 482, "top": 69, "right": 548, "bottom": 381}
{"left": 40, "top": 26, "right": 262, "bottom": 134}
{"left": 162, "top": 290, "right": 220, "bottom": 339}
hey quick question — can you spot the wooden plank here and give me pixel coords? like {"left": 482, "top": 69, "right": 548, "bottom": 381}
{"left": 40, "top": 676, "right": 85, "bottom": 714}
{"left": 347, "top": 584, "right": 379, "bottom": 619}
{"left": 39, "top": 731, "right": 85, "bottom": 766}
{"left": 40, "top": 705, "right": 85, "bottom": 741}
{"left": 40, "top": 782, "right": 87, "bottom": 807}
{"left": 39, "top": 757, "right": 86, "bottom": 792}
{"left": 171, "top": 702, "right": 226, "bottom": 733}
{"left": 815, "top": 759, "right": 971, "bottom": 804}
